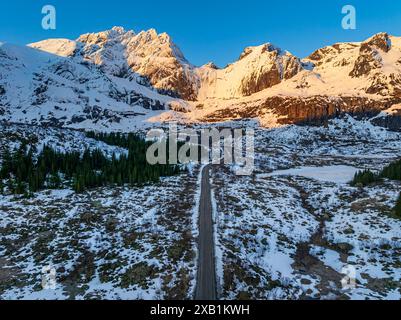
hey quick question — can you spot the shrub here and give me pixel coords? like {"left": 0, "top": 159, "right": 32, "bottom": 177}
{"left": 394, "top": 193, "right": 401, "bottom": 218}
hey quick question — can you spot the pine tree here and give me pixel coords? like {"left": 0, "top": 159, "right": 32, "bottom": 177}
{"left": 0, "top": 132, "right": 182, "bottom": 194}
{"left": 15, "top": 180, "right": 26, "bottom": 195}
{"left": 0, "top": 147, "right": 12, "bottom": 179}
{"left": 351, "top": 169, "right": 380, "bottom": 187}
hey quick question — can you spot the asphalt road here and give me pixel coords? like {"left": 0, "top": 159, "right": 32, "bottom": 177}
{"left": 194, "top": 165, "right": 217, "bottom": 300}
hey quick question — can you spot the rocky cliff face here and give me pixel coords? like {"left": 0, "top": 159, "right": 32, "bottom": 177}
{"left": 195, "top": 44, "right": 304, "bottom": 100}
{"left": 200, "top": 95, "right": 401, "bottom": 125}
{"left": 238, "top": 45, "right": 304, "bottom": 96}
{"left": 347, "top": 33, "right": 401, "bottom": 97}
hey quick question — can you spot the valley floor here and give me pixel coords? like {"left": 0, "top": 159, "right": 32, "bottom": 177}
{"left": 1, "top": 117, "right": 401, "bottom": 300}
{"left": 213, "top": 117, "right": 401, "bottom": 299}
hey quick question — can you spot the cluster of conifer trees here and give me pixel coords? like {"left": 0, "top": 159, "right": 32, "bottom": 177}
{"left": 0, "top": 132, "right": 181, "bottom": 196}
{"left": 351, "top": 159, "right": 401, "bottom": 217}
{"left": 350, "top": 169, "right": 380, "bottom": 187}
{"left": 381, "top": 159, "right": 401, "bottom": 181}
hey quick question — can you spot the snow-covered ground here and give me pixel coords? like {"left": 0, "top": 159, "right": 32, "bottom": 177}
{"left": 1, "top": 117, "right": 401, "bottom": 300}
{"left": 0, "top": 176, "right": 200, "bottom": 300}
{"left": 0, "top": 123, "right": 128, "bottom": 159}
{"left": 212, "top": 117, "right": 401, "bottom": 300}
{"left": 0, "top": 125, "right": 200, "bottom": 300}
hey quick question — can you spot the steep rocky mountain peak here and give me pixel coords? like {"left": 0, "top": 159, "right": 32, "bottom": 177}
{"left": 196, "top": 42, "right": 304, "bottom": 100}
{"left": 77, "top": 26, "right": 131, "bottom": 45}
{"left": 31, "top": 27, "right": 197, "bottom": 100}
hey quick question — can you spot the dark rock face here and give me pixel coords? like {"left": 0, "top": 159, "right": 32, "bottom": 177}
{"left": 282, "top": 56, "right": 304, "bottom": 80}
{"left": 364, "top": 73, "right": 397, "bottom": 96}
{"left": 132, "top": 60, "right": 197, "bottom": 101}
{"left": 363, "top": 32, "right": 392, "bottom": 53}
{"left": 71, "top": 107, "right": 123, "bottom": 124}
{"left": 277, "top": 96, "right": 385, "bottom": 125}
{"left": 162, "top": 64, "right": 197, "bottom": 101}
{"left": 32, "top": 83, "right": 49, "bottom": 106}
{"left": 139, "top": 97, "right": 164, "bottom": 111}
{"left": 350, "top": 50, "right": 382, "bottom": 78}
{"left": 71, "top": 115, "right": 86, "bottom": 124}
{"left": 108, "top": 88, "right": 167, "bottom": 111}
{"left": 50, "top": 61, "right": 77, "bottom": 81}
{"left": 307, "top": 43, "right": 358, "bottom": 67}
{"left": 239, "top": 46, "right": 303, "bottom": 97}
{"left": 240, "top": 65, "right": 281, "bottom": 96}
{"left": 390, "top": 74, "right": 401, "bottom": 97}
{"left": 350, "top": 55, "right": 381, "bottom": 78}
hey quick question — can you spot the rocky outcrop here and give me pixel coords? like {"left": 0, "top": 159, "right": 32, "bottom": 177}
{"left": 350, "top": 33, "right": 391, "bottom": 78}
{"left": 363, "top": 32, "right": 392, "bottom": 53}
{"left": 240, "top": 64, "right": 282, "bottom": 96}
{"left": 239, "top": 45, "right": 303, "bottom": 96}
{"left": 276, "top": 96, "right": 398, "bottom": 125}
{"left": 307, "top": 43, "right": 359, "bottom": 66}
{"left": 196, "top": 43, "right": 304, "bottom": 99}
{"left": 202, "top": 96, "right": 401, "bottom": 126}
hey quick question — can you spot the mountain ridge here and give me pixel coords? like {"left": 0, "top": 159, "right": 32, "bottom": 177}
{"left": 1, "top": 27, "right": 400, "bottom": 130}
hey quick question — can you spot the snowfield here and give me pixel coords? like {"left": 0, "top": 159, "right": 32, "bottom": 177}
{"left": 259, "top": 165, "right": 361, "bottom": 184}
{"left": 0, "top": 176, "right": 200, "bottom": 300}
{"left": 0, "top": 125, "right": 200, "bottom": 299}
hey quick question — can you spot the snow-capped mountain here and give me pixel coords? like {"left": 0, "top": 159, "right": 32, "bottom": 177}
{"left": 306, "top": 32, "right": 401, "bottom": 97}
{"left": 184, "top": 32, "right": 401, "bottom": 127}
{"left": 30, "top": 27, "right": 198, "bottom": 101}
{"left": 30, "top": 27, "right": 304, "bottom": 102}
{"left": 196, "top": 43, "right": 304, "bottom": 100}
{"left": 0, "top": 33, "right": 188, "bottom": 131}
{"left": 2, "top": 27, "right": 401, "bottom": 130}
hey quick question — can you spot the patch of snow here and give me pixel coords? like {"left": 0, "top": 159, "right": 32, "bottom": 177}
{"left": 259, "top": 165, "right": 361, "bottom": 184}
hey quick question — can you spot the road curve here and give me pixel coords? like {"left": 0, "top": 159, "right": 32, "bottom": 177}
{"left": 195, "top": 165, "right": 217, "bottom": 300}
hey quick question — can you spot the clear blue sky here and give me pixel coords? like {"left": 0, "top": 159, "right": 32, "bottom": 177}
{"left": 1, "top": 0, "right": 400, "bottom": 67}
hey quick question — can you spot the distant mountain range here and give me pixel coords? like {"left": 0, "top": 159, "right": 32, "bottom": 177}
{"left": 1, "top": 27, "right": 400, "bottom": 130}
